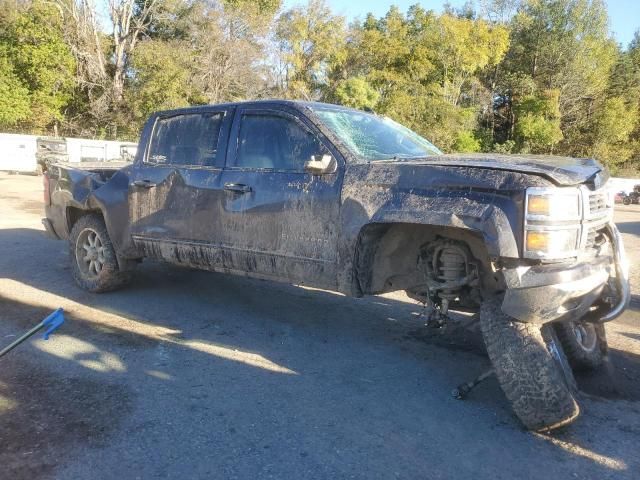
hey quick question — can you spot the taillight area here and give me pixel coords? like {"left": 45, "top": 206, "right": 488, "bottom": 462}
{"left": 43, "top": 173, "right": 51, "bottom": 206}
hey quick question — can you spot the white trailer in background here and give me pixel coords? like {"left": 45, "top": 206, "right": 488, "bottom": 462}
{"left": 0, "top": 133, "right": 38, "bottom": 173}
{"left": 65, "top": 138, "right": 137, "bottom": 163}
{"left": 609, "top": 177, "right": 640, "bottom": 194}
{"left": 0, "top": 133, "right": 137, "bottom": 174}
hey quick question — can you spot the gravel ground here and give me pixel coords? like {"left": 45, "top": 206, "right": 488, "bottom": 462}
{"left": 0, "top": 172, "right": 639, "bottom": 479}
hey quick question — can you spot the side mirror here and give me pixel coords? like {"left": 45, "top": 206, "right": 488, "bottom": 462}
{"left": 304, "top": 154, "right": 337, "bottom": 175}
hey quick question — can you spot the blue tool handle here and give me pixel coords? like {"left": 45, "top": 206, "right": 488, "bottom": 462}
{"left": 0, "top": 308, "right": 65, "bottom": 358}
{"left": 42, "top": 308, "right": 65, "bottom": 340}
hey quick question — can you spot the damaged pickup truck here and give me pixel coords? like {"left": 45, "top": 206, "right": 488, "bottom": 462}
{"left": 42, "top": 100, "right": 630, "bottom": 431}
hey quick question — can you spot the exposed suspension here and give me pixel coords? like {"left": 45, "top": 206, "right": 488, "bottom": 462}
{"left": 413, "top": 238, "right": 479, "bottom": 324}
{"left": 435, "top": 244, "right": 469, "bottom": 314}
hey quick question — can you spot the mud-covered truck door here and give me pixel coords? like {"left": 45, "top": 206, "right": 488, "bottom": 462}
{"left": 218, "top": 106, "right": 343, "bottom": 288}
{"left": 128, "top": 107, "right": 234, "bottom": 262}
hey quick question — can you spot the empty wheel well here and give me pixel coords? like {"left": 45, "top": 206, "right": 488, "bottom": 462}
{"left": 353, "top": 223, "right": 499, "bottom": 298}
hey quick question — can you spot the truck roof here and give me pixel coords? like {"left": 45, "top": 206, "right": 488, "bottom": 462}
{"left": 151, "top": 100, "right": 357, "bottom": 117}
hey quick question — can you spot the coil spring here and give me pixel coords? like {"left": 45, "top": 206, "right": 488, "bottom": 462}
{"left": 436, "top": 247, "right": 467, "bottom": 301}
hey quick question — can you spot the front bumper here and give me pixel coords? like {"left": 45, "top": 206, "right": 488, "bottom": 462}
{"left": 42, "top": 217, "right": 61, "bottom": 240}
{"left": 501, "top": 223, "right": 630, "bottom": 324}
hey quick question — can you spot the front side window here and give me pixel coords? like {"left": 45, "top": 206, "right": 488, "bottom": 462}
{"left": 232, "top": 113, "right": 324, "bottom": 171}
{"left": 148, "top": 113, "right": 223, "bottom": 167}
{"left": 312, "top": 107, "right": 442, "bottom": 162}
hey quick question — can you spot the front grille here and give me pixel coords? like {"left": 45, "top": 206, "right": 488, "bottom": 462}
{"left": 587, "top": 191, "right": 608, "bottom": 216}
{"left": 581, "top": 186, "right": 611, "bottom": 250}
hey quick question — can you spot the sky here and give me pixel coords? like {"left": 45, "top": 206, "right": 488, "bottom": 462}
{"left": 283, "top": 0, "right": 640, "bottom": 48}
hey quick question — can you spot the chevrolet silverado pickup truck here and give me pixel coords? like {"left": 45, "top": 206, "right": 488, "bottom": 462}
{"left": 42, "top": 100, "right": 630, "bottom": 431}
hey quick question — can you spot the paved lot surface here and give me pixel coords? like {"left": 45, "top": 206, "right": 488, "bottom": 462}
{"left": 1, "top": 172, "right": 639, "bottom": 479}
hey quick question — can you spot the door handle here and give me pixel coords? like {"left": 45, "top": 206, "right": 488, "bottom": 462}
{"left": 224, "top": 183, "right": 252, "bottom": 193}
{"left": 131, "top": 180, "right": 156, "bottom": 188}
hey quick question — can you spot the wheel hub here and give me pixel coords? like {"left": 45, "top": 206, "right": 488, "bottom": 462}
{"left": 572, "top": 322, "right": 597, "bottom": 352}
{"left": 76, "top": 228, "right": 105, "bottom": 278}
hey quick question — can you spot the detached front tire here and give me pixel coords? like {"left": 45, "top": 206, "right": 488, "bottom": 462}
{"left": 69, "top": 214, "right": 132, "bottom": 292}
{"left": 480, "top": 297, "right": 580, "bottom": 432}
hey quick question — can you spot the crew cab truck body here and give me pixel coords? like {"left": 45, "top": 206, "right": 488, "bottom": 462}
{"left": 42, "top": 100, "right": 630, "bottom": 432}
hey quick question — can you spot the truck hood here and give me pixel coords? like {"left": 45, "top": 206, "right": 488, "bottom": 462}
{"left": 380, "top": 153, "right": 606, "bottom": 187}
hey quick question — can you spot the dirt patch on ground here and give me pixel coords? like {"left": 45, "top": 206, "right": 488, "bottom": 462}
{"left": 574, "top": 349, "right": 640, "bottom": 402}
{"left": 405, "top": 318, "right": 487, "bottom": 356}
{"left": 18, "top": 199, "right": 44, "bottom": 216}
{"left": 0, "top": 364, "right": 133, "bottom": 479}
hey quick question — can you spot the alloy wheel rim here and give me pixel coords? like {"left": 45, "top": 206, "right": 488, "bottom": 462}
{"left": 76, "top": 228, "right": 105, "bottom": 279}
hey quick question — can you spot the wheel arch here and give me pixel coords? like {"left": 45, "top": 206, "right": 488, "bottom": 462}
{"left": 65, "top": 205, "right": 104, "bottom": 236}
{"left": 352, "top": 222, "right": 500, "bottom": 297}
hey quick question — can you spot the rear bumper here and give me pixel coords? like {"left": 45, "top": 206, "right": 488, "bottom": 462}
{"left": 501, "top": 223, "right": 630, "bottom": 324}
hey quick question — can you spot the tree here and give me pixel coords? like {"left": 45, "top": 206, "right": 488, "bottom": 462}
{"left": 500, "top": 0, "right": 616, "bottom": 155}
{"left": 128, "top": 40, "right": 199, "bottom": 125}
{"left": 589, "top": 97, "right": 638, "bottom": 170}
{"left": 0, "top": 1, "right": 75, "bottom": 133}
{"left": 324, "top": 6, "right": 507, "bottom": 151}
{"left": 108, "top": 0, "right": 159, "bottom": 105}
{"left": 332, "top": 77, "right": 379, "bottom": 110}
{"left": 429, "top": 14, "right": 509, "bottom": 106}
{"left": 0, "top": 52, "right": 30, "bottom": 128}
{"left": 53, "top": 0, "right": 111, "bottom": 136}
{"left": 191, "top": 1, "right": 277, "bottom": 104}
{"left": 276, "top": 0, "right": 347, "bottom": 99}
{"left": 514, "top": 89, "right": 564, "bottom": 152}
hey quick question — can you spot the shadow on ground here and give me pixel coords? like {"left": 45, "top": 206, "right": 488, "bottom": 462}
{"left": 1, "top": 226, "right": 639, "bottom": 478}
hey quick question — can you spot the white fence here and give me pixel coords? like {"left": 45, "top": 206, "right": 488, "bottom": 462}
{"left": 0, "top": 133, "right": 137, "bottom": 174}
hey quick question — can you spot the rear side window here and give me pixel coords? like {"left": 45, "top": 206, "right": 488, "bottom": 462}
{"left": 232, "top": 113, "right": 325, "bottom": 171}
{"left": 147, "top": 113, "right": 223, "bottom": 167}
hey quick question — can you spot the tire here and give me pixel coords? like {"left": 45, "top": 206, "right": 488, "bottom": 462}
{"left": 480, "top": 297, "right": 580, "bottom": 431}
{"left": 554, "top": 321, "right": 606, "bottom": 371}
{"left": 69, "top": 214, "right": 132, "bottom": 292}
{"left": 623, "top": 197, "right": 630, "bottom": 205}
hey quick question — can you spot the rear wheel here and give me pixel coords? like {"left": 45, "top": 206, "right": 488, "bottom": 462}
{"left": 480, "top": 296, "right": 580, "bottom": 431}
{"left": 69, "top": 214, "right": 132, "bottom": 292}
{"left": 623, "top": 197, "right": 630, "bottom": 205}
{"left": 554, "top": 321, "right": 606, "bottom": 371}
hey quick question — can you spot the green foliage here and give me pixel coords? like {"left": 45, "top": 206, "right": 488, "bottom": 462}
{"left": 128, "top": 40, "right": 205, "bottom": 125}
{"left": 589, "top": 96, "right": 638, "bottom": 168}
{"left": 332, "top": 77, "right": 379, "bottom": 110}
{"left": 502, "top": 0, "right": 616, "bottom": 153}
{"left": 514, "top": 89, "right": 564, "bottom": 152}
{"left": 454, "top": 131, "right": 482, "bottom": 152}
{"left": 0, "top": 51, "right": 30, "bottom": 128}
{"left": 318, "top": 5, "right": 509, "bottom": 152}
{"left": 493, "top": 140, "right": 517, "bottom": 154}
{"left": 0, "top": 0, "right": 637, "bottom": 172}
{"left": 276, "top": 0, "right": 347, "bottom": 99}
{"left": 0, "top": 1, "right": 75, "bottom": 132}
{"left": 224, "top": 0, "right": 281, "bottom": 16}
{"left": 430, "top": 14, "right": 510, "bottom": 106}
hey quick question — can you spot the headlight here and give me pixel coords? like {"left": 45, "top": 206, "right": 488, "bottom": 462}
{"left": 525, "top": 187, "right": 581, "bottom": 220}
{"left": 524, "top": 187, "right": 581, "bottom": 259}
